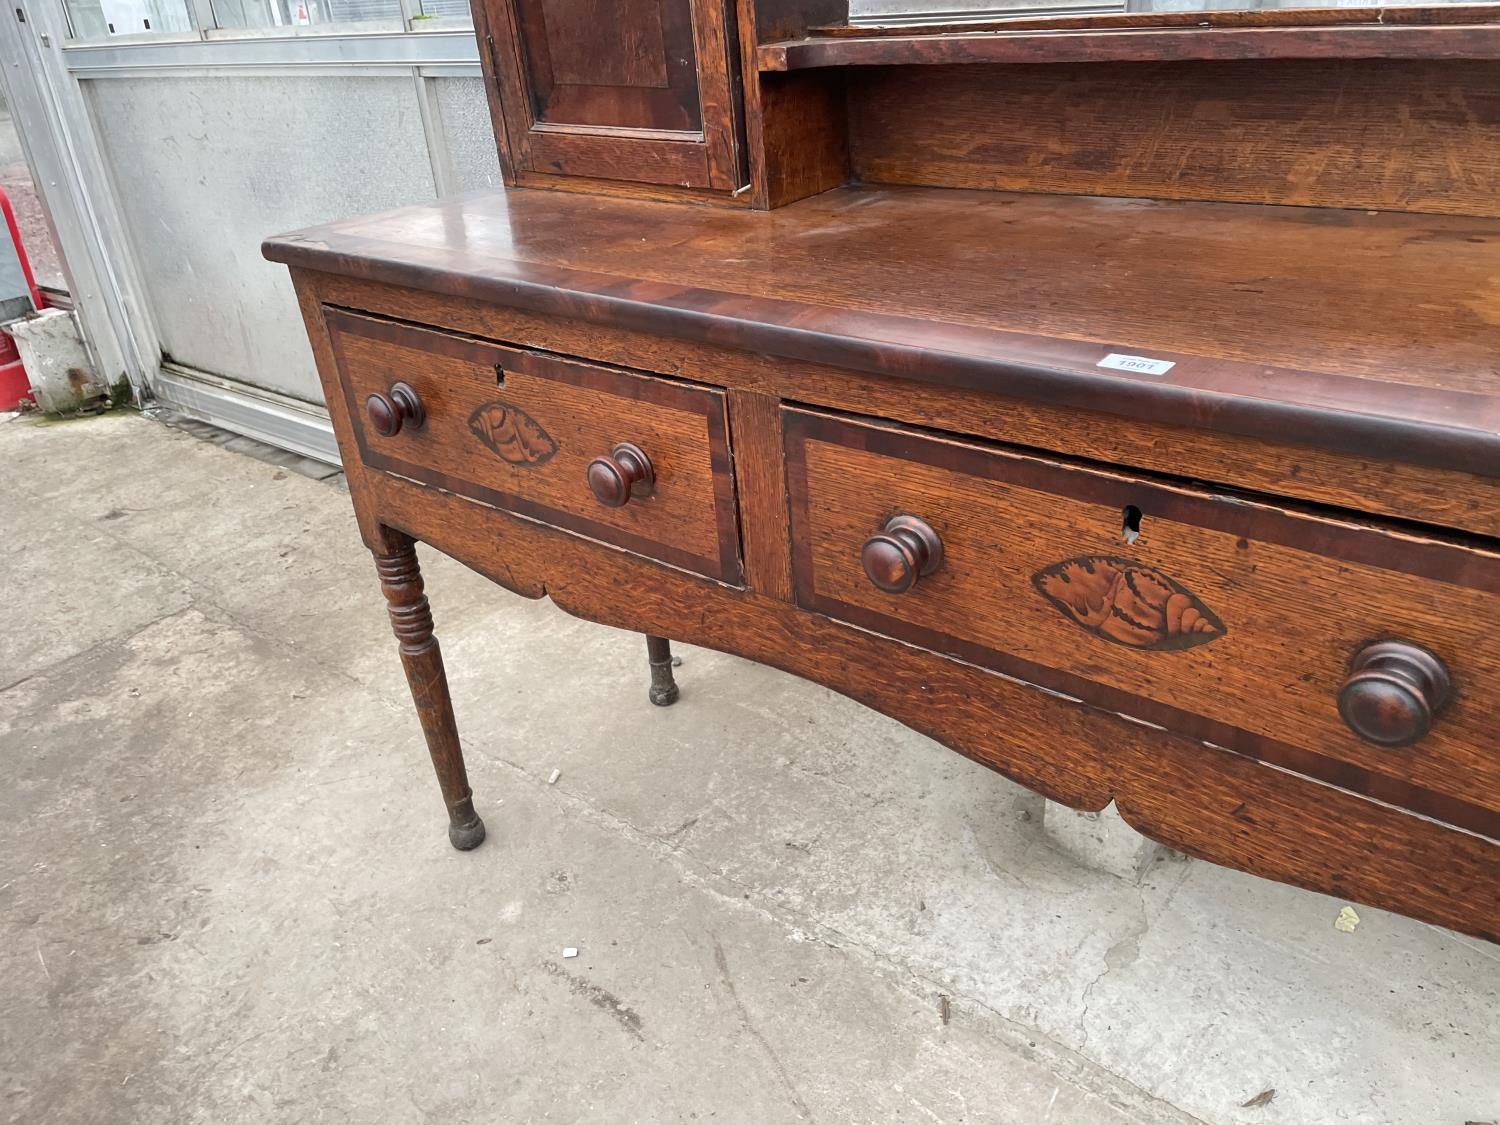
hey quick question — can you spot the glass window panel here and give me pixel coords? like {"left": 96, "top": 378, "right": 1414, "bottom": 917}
{"left": 65, "top": 0, "right": 193, "bottom": 37}
{"left": 66, "top": 0, "right": 462, "bottom": 35}
{"left": 209, "top": 0, "right": 400, "bottom": 30}
{"left": 320, "top": 0, "right": 402, "bottom": 21}
{"left": 415, "top": 0, "right": 471, "bottom": 19}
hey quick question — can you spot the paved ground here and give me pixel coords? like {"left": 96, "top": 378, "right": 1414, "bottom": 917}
{"left": 1, "top": 410, "right": 1496, "bottom": 1125}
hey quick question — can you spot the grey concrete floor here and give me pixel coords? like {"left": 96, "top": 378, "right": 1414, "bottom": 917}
{"left": 2, "top": 410, "right": 1497, "bottom": 1125}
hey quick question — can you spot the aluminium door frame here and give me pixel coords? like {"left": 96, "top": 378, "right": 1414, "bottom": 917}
{"left": 3, "top": 0, "right": 479, "bottom": 462}
{"left": 0, "top": 0, "right": 162, "bottom": 403}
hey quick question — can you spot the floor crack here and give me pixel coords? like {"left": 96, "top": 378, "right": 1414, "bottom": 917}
{"left": 1078, "top": 889, "right": 1150, "bottom": 1055}
{"left": 712, "top": 935, "right": 815, "bottom": 1122}
{"left": 472, "top": 744, "right": 1207, "bottom": 1125}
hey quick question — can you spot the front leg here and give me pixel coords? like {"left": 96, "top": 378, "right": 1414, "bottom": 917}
{"left": 374, "top": 530, "right": 486, "bottom": 851}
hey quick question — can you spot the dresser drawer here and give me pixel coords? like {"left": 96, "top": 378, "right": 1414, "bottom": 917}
{"left": 327, "top": 308, "right": 741, "bottom": 583}
{"left": 785, "top": 407, "right": 1500, "bottom": 837}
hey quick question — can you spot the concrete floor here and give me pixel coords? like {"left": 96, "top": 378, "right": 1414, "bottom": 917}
{"left": 2, "top": 410, "right": 1496, "bottom": 1125}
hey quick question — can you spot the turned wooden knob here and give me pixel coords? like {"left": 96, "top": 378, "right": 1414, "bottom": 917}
{"left": 1338, "top": 640, "right": 1451, "bottom": 748}
{"left": 861, "top": 515, "right": 944, "bottom": 594}
{"left": 587, "top": 442, "right": 654, "bottom": 507}
{"left": 365, "top": 382, "right": 425, "bottom": 437}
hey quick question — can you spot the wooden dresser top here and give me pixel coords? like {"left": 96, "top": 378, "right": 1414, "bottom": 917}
{"left": 264, "top": 184, "right": 1500, "bottom": 480}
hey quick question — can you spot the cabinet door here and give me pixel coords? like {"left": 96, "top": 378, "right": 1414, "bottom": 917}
{"left": 477, "top": 0, "right": 742, "bottom": 191}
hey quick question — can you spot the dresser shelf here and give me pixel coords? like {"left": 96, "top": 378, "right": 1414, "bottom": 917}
{"left": 759, "top": 6, "right": 1500, "bottom": 69}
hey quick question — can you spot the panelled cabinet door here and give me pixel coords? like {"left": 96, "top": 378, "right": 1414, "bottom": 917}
{"left": 477, "top": 0, "right": 743, "bottom": 191}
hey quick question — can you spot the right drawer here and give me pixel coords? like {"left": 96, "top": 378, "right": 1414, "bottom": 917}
{"left": 784, "top": 407, "right": 1500, "bottom": 839}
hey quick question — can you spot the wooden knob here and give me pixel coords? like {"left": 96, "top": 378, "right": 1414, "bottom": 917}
{"left": 365, "top": 382, "right": 424, "bottom": 437}
{"left": 1338, "top": 640, "right": 1451, "bottom": 748}
{"left": 587, "top": 442, "right": 654, "bottom": 507}
{"left": 861, "top": 515, "right": 944, "bottom": 594}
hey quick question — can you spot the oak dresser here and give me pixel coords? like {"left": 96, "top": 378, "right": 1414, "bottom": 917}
{"left": 264, "top": 0, "right": 1500, "bottom": 943}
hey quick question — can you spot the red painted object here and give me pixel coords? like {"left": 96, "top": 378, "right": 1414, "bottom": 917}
{"left": 0, "top": 185, "right": 43, "bottom": 410}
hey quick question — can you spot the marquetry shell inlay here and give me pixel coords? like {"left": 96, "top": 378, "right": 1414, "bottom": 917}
{"left": 1033, "top": 555, "right": 1225, "bottom": 651}
{"left": 468, "top": 400, "right": 558, "bottom": 465}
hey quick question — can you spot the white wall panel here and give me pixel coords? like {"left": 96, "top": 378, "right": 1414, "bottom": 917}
{"left": 85, "top": 74, "right": 435, "bottom": 403}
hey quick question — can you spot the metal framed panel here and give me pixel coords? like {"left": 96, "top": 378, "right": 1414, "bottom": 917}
{"left": 152, "top": 362, "right": 340, "bottom": 463}
{"left": 412, "top": 73, "right": 456, "bottom": 197}
{"left": 85, "top": 71, "right": 438, "bottom": 402}
{"left": 12, "top": 0, "right": 487, "bottom": 457}
{"left": 0, "top": 0, "right": 163, "bottom": 399}
{"left": 61, "top": 27, "right": 478, "bottom": 72}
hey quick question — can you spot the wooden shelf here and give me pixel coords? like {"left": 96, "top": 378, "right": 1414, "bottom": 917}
{"left": 758, "top": 6, "right": 1500, "bottom": 69}
{"left": 264, "top": 183, "right": 1500, "bottom": 480}
{"left": 809, "top": 3, "right": 1500, "bottom": 36}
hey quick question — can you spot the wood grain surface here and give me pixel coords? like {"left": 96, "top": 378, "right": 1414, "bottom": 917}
{"left": 374, "top": 528, "right": 486, "bottom": 849}
{"left": 305, "top": 273, "right": 1500, "bottom": 540}
{"left": 759, "top": 21, "right": 1500, "bottom": 69}
{"left": 473, "top": 0, "right": 742, "bottom": 190}
{"left": 739, "top": 0, "right": 850, "bottom": 207}
{"left": 362, "top": 463, "right": 1500, "bottom": 942}
{"left": 807, "top": 5, "right": 1500, "bottom": 35}
{"left": 276, "top": 15, "right": 1500, "bottom": 943}
{"left": 326, "top": 307, "right": 742, "bottom": 583}
{"left": 262, "top": 185, "right": 1500, "bottom": 478}
{"left": 286, "top": 269, "right": 1500, "bottom": 938}
{"left": 785, "top": 407, "right": 1500, "bottom": 837}
{"left": 744, "top": 71, "right": 849, "bottom": 208}
{"left": 726, "top": 388, "right": 795, "bottom": 599}
{"left": 847, "top": 60, "right": 1500, "bottom": 216}
{"left": 514, "top": 0, "right": 702, "bottom": 130}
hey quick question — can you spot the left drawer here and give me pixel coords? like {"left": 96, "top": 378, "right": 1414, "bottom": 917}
{"left": 326, "top": 308, "right": 742, "bottom": 583}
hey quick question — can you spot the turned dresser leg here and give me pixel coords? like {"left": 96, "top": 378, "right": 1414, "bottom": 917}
{"left": 645, "top": 634, "right": 680, "bottom": 707}
{"left": 374, "top": 532, "right": 486, "bottom": 851}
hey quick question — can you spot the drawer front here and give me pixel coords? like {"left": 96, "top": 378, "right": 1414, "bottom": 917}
{"left": 785, "top": 407, "right": 1500, "bottom": 837}
{"left": 328, "top": 308, "right": 741, "bottom": 583}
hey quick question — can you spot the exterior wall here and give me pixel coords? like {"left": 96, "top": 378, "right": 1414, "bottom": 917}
{"left": 2, "top": 3, "right": 497, "bottom": 443}
{"left": 89, "top": 75, "right": 436, "bottom": 401}
{"left": 84, "top": 71, "right": 497, "bottom": 405}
